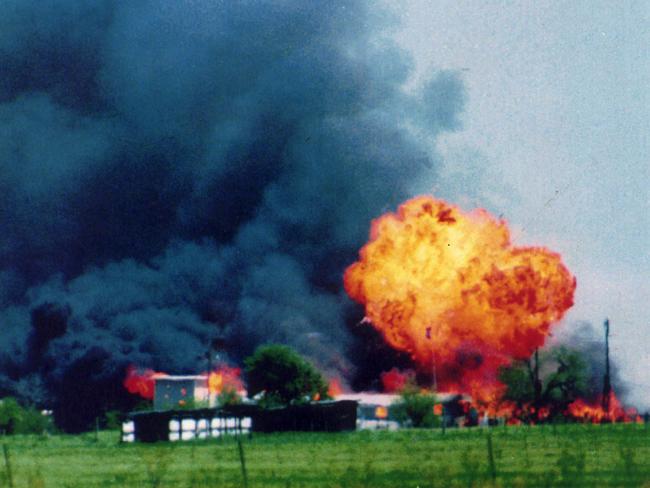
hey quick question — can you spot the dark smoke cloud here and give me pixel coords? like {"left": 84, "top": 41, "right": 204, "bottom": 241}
{"left": 0, "top": 1, "right": 464, "bottom": 431}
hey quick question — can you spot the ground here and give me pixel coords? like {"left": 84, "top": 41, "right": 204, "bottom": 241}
{"left": 1, "top": 424, "right": 649, "bottom": 487}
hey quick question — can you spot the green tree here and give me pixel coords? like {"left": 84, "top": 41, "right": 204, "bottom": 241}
{"left": 0, "top": 397, "right": 51, "bottom": 435}
{"left": 499, "top": 362, "right": 535, "bottom": 406}
{"left": 244, "top": 344, "right": 329, "bottom": 407}
{"left": 499, "top": 346, "right": 589, "bottom": 421}
{"left": 391, "top": 385, "right": 439, "bottom": 428}
{"left": 0, "top": 397, "right": 22, "bottom": 434}
{"left": 544, "top": 347, "right": 588, "bottom": 410}
{"left": 217, "top": 386, "right": 242, "bottom": 407}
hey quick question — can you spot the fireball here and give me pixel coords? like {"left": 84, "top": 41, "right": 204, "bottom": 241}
{"left": 344, "top": 196, "right": 576, "bottom": 401}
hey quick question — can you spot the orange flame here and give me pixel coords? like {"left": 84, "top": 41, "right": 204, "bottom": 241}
{"left": 568, "top": 391, "right": 639, "bottom": 423}
{"left": 123, "top": 366, "right": 166, "bottom": 400}
{"left": 344, "top": 196, "right": 576, "bottom": 402}
{"left": 328, "top": 378, "right": 344, "bottom": 397}
{"left": 380, "top": 368, "right": 415, "bottom": 393}
{"left": 207, "top": 365, "right": 243, "bottom": 395}
{"left": 375, "top": 406, "right": 389, "bottom": 419}
{"left": 125, "top": 365, "right": 244, "bottom": 401}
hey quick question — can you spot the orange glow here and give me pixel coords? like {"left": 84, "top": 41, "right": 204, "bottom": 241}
{"left": 125, "top": 364, "right": 244, "bottom": 401}
{"left": 344, "top": 196, "right": 576, "bottom": 402}
{"left": 123, "top": 366, "right": 166, "bottom": 400}
{"left": 207, "top": 366, "right": 243, "bottom": 395}
{"left": 375, "top": 406, "right": 389, "bottom": 419}
{"left": 328, "top": 378, "right": 344, "bottom": 397}
{"left": 433, "top": 403, "right": 443, "bottom": 416}
{"left": 568, "top": 391, "right": 638, "bottom": 423}
{"left": 380, "top": 368, "right": 415, "bottom": 393}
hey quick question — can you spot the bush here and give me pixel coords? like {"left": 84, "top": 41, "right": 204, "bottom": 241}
{"left": 104, "top": 410, "right": 124, "bottom": 430}
{"left": 218, "top": 386, "right": 242, "bottom": 406}
{"left": 0, "top": 397, "right": 51, "bottom": 435}
{"left": 391, "top": 387, "right": 439, "bottom": 428}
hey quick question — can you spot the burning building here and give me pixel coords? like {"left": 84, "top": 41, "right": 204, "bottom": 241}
{"left": 153, "top": 375, "right": 214, "bottom": 410}
{"left": 122, "top": 371, "right": 358, "bottom": 442}
{"left": 120, "top": 195, "right": 637, "bottom": 440}
{"left": 337, "top": 392, "right": 472, "bottom": 429}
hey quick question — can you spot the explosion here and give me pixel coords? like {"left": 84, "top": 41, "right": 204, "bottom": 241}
{"left": 344, "top": 196, "right": 576, "bottom": 402}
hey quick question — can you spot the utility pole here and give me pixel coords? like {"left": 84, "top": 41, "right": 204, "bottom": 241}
{"left": 426, "top": 327, "right": 437, "bottom": 392}
{"left": 602, "top": 318, "right": 611, "bottom": 418}
{"left": 432, "top": 353, "right": 438, "bottom": 393}
{"left": 533, "top": 349, "right": 541, "bottom": 403}
{"left": 532, "top": 348, "right": 542, "bottom": 420}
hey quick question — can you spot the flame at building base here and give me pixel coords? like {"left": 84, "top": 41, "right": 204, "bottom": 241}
{"left": 207, "top": 366, "right": 244, "bottom": 395}
{"left": 567, "top": 391, "right": 642, "bottom": 424}
{"left": 345, "top": 196, "right": 576, "bottom": 403}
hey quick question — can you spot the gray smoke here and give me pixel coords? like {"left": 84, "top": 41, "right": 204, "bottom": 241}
{"left": 0, "top": 1, "right": 464, "bottom": 430}
{"left": 555, "top": 321, "right": 628, "bottom": 401}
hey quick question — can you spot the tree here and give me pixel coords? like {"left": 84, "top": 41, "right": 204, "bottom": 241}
{"left": 543, "top": 347, "right": 588, "bottom": 411}
{"left": 499, "top": 362, "right": 535, "bottom": 406}
{"left": 217, "top": 386, "right": 242, "bottom": 407}
{"left": 0, "top": 397, "right": 22, "bottom": 434}
{"left": 391, "top": 384, "right": 439, "bottom": 428}
{"left": 0, "top": 397, "right": 51, "bottom": 435}
{"left": 499, "top": 346, "right": 589, "bottom": 421}
{"left": 244, "top": 344, "right": 329, "bottom": 407}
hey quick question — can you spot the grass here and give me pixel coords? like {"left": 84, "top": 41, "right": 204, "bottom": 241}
{"left": 0, "top": 423, "right": 649, "bottom": 487}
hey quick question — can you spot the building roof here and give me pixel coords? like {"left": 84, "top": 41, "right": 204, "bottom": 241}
{"left": 154, "top": 375, "right": 208, "bottom": 382}
{"left": 335, "top": 392, "right": 467, "bottom": 406}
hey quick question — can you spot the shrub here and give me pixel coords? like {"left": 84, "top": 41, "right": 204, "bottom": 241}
{"left": 0, "top": 397, "right": 51, "bottom": 435}
{"left": 391, "top": 387, "right": 439, "bottom": 427}
{"left": 218, "top": 386, "right": 242, "bottom": 406}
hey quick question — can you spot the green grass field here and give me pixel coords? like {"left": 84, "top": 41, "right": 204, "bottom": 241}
{"left": 0, "top": 424, "right": 648, "bottom": 487}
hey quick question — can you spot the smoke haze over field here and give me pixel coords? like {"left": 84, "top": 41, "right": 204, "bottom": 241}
{"left": 0, "top": 1, "right": 465, "bottom": 430}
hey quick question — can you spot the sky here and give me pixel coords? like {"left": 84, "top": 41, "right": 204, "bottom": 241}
{"left": 393, "top": 0, "right": 649, "bottom": 408}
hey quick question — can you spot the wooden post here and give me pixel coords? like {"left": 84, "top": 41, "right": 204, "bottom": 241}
{"left": 486, "top": 432, "right": 497, "bottom": 482}
{"left": 237, "top": 438, "right": 249, "bottom": 488}
{"left": 3, "top": 444, "right": 14, "bottom": 488}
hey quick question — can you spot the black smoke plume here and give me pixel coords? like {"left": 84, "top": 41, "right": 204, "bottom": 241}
{"left": 0, "top": 1, "right": 465, "bottom": 431}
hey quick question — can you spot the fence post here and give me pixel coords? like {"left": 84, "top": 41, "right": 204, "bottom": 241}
{"left": 3, "top": 444, "right": 14, "bottom": 488}
{"left": 237, "top": 438, "right": 249, "bottom": 488}
{"left": 486, "top": 432, "right": 497, "bottom": 482}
